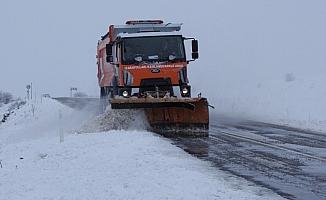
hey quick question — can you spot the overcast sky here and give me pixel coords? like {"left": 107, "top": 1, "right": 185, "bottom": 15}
{"left": 0, "top": 0, "right": 325, "bottom": 99}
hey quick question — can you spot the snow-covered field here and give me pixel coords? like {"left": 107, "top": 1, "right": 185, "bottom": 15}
{"left": 0, "top": 99, "right": 285, "bottom": 200}
{"left": 193, "top": 73, "right": 326, "bottom": 133}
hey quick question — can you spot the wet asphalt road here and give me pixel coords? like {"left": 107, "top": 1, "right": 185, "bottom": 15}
{"left": 170, "top": 119, "right": 326, "bottom": 200}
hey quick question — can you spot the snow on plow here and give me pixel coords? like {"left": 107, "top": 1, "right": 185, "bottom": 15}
{"left": 110, "top": 97, "right": 209, "bottom": 137}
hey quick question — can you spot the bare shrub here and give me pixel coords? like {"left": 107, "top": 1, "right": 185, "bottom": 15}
{"left": 0, "top": 91, "right": 13, "bottom": 104}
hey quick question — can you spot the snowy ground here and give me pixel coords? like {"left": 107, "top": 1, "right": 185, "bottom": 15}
{"left": 0, "top": 99, "right": 285, "bottom": 200}
{"left": 193, "top": 73, "right": 326, "bottom": 134}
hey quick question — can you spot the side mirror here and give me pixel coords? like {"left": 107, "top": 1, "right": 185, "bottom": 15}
{"left": 191, "top": 40, "right": 199, "bottom": 60}
{"left": 106, "top": 44, "right": 112, "bottom": 56}
{"left": 192, "top": 40, "right": 198, "bottom": 52}
{"left": 106, "top": 44, "right": 113, "bottom": 62}
{"left": 192, "top": 52, "right": 199, "bottom": 60}
{"left": 106, "top": 55, "right": 113, "bottom": 63}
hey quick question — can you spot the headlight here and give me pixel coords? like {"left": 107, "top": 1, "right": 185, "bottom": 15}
{"left": 180, "top": 85, "right": 191, "bottom": 97}
{"left": 182, "top": 87, "right": 188, "bottom": 94}
{"left": 122, "top": 90, "right": 129, "bottom": 97}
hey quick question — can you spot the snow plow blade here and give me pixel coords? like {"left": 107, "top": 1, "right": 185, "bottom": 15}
{"left": 110, "top": 97, "right": 209, "bottom": 137}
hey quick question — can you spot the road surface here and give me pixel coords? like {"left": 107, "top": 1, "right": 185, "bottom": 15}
{"left": 171, "top": 118, "right": 326, "bottom": 200}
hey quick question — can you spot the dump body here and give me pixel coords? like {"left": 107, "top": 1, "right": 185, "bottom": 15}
{"left": 97, "top": 20, "right": 209, "bottom": 136}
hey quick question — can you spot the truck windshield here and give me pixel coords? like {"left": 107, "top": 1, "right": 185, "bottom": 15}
{"left": 122, "top": 36, "right": 185, "bottom": 64}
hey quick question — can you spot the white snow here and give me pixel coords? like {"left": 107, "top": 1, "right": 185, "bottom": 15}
{"left": 0, "top": 98, "right": 285, "bottom": 199}
{"left": 193, "top": 72, "right": 326, "bottom": 133}
{"left": 0, "top": 99, "right": 74, "bottom": 144}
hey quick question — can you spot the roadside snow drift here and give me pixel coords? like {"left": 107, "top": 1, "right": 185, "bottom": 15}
{"left": 202, "top": 75, "right": 326, "bottom": 133}
{"left": 0, "top": 99, "right": 284, "bottom": 200}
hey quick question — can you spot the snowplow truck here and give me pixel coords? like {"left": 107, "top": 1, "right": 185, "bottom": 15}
{"left": 97, "top": 20, "right": 209, "bottom": 136}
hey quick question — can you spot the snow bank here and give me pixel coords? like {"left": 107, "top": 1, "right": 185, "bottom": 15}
{"left": 0, "top": 98, "right": 74, "bottom": 144}
{"left": 0, "top": 131, "right": 284, "bottom": 200}
{"left": 194, "top": 73, "right": 326, "bottom": 133}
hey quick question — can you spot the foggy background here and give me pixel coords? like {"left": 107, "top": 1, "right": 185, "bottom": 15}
{"left": 1, "top": 0, "right": 325, "bottom": 128}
